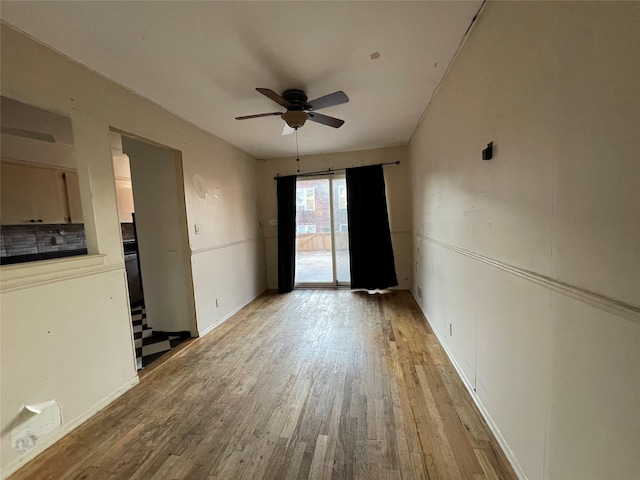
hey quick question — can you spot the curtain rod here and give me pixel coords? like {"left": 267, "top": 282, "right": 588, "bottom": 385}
{"left": 273, "top": 160, "right": 400, "bottom": 180}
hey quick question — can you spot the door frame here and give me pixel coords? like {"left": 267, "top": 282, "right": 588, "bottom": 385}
{"left": 111, "top": 128, "right": 198, "bottom": 337}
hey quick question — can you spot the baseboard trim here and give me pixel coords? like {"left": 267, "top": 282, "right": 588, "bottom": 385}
{"left": 410, "top": 288, "right": 529, "bottom": 480}
{"left": 1, "top": 376, "right": 139, "bottom": 479}
{"left": 420, "top": 235, "right": 640, "bottom": 325}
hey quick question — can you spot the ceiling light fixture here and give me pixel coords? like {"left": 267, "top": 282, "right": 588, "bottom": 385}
{"left": 282, "top": 110, "right": 308, "bottom": 129}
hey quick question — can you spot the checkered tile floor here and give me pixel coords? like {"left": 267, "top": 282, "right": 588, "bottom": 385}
{"left": 131, "top": 305, "right": 189, "bottom": 370}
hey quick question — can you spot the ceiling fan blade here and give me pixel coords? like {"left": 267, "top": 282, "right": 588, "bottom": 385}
{"left": 256, "top": 88, "right": 289, "bottom": 108}
{"left": 307, "top": 91, "right": 349, "bottom": 111}
{"left": 235, "top": 112, "right": 282, "bottom": 120}
{"left": 307, "top": 112, "right": 345, "bottom": 128}
{"left": 281, "top": 123, "right": 295, "bottom": 136}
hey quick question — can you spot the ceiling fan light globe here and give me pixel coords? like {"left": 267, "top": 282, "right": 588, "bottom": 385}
{"left": 281, "top": 122, "right": 295, "bottom": 136}
{"left": 282, "top": 110, "right": 308, "bottom": 128}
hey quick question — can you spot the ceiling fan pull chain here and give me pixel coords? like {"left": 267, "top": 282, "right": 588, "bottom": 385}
{"left": 295, "top": 127, "right": 300, "bottom": 173}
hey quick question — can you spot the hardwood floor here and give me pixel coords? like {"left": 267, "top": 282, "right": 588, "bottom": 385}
{"left": 10, "top": 290, "right": 517, "bottom": 480}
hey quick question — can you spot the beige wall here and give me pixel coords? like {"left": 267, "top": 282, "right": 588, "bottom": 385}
{"left": 258, "top": 146, "right": 412, "bottom": 289}
{"left": 409, "top": 2, "right": 640, "bottom": 479}
{"left": 0, "top": 24, "right": 266, "bottom": 477}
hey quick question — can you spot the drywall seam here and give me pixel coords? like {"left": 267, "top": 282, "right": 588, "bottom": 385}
{"left": 0, "top": 377, "right": 139, "bottom": 480}
{"left": 0, "top": 262, "right": 121, "bottom": 294}
{"left": 409, "top": 287, "right": 528, "bottom": 480}
{"left": 420, "top": 235, "right": 640, "bottom": 325}
{"left": 190, "top": 237, "right": 260, "bottom": 255}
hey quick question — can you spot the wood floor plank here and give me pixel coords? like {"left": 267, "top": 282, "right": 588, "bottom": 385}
{"left": 285, "top": 441, "right": 307, "bottom": 480}
{"left": 8, "top": 290, "right": 517, "bottom": 480}
{"left": 419, "top": 365, "right": 484, "bottom": 478}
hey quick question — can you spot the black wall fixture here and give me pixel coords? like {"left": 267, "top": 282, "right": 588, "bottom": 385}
{"left": 482, "top": 141, "right": 493, "bottom": 160}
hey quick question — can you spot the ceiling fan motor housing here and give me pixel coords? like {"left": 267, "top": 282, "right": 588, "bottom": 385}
{"left": 282, "top": 89, "right": 310, "bottom": 109}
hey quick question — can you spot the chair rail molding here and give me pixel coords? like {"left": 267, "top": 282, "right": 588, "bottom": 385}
{"left": 418, "top": 234, "right": 640, "bottom": 325}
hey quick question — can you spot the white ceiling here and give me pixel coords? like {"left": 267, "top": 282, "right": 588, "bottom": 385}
{"left": 1, "top": 1, "right": 482, "bottom": 159}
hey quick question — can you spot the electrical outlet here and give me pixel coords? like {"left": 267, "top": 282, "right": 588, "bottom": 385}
{"left": 215, "top": 298, "right": 219, "bottom": 308}
{"left": 449, "top": 323, "right": 453, "bottom": 336}
{"left": 269, "top": 219, "right": 277, "bottom": 226}
{"left": 417, "top": 285, "right": 422, "bottom": 300}
{"left": 194, "top": 224, "right": 201, "bottom": 235}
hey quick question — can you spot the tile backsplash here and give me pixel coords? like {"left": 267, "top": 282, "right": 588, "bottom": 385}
{"left": 1, "top": 224, "right": 86, "bottom": 257}
{"left": 2, "top": 223, "right": 137, "bottom": 259}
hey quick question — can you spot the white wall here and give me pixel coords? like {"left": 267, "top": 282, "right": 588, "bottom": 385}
{"left": 409, "top": 2, "right": 640, "bottom": 479}
{"left": 0, "top": 24, "right": 266, "bottom": 477}
{"left": 258, "top": 146, "right": 411, "bottom": 290}
{"left": 123, "top": 137, "right": 196, "bottom": 334}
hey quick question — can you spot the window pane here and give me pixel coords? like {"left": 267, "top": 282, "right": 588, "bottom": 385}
{"left": 333, "top": 178, "right": 350, "bottom": 284}
{"left": 306, "top": 188, "right": 315, "bottom": 210}
{"left": 295, "top": 179, "right": 332, "bottom": 283}
{"left": 338, "top": 185, "right": 347, "bottom": 209}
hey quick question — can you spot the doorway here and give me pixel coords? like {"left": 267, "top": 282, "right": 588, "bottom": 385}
{"left": 111, "top": 132, "right": 196, "bottom": 369}
{"left": 294, "top": 176, "right": 350, "bottom": 287}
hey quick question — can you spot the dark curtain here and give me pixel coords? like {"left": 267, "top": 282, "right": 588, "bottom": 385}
{"left": 346, "top": 164, "right": 398, "bottom": 290}
{"left": 276, "top": 175, "right": 297, "bottom": 293}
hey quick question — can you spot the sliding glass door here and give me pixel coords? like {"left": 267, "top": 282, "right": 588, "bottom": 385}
{"left": 295, "top": 175, "right": 350, "bottom": 286}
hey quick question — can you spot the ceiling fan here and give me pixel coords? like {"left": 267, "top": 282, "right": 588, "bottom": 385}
{"left": 236, "top": 88, "right": 349, "bottom": 134}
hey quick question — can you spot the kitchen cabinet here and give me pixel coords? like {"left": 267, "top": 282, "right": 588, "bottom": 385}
{"left": 1, "top": 160, "right": 82, "bottom": 225}
{"left": 63, "top": 170, "right": 83, "bottom": 223}
{"left": 1, "top": 162, "right": 35, "bottom": 224}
